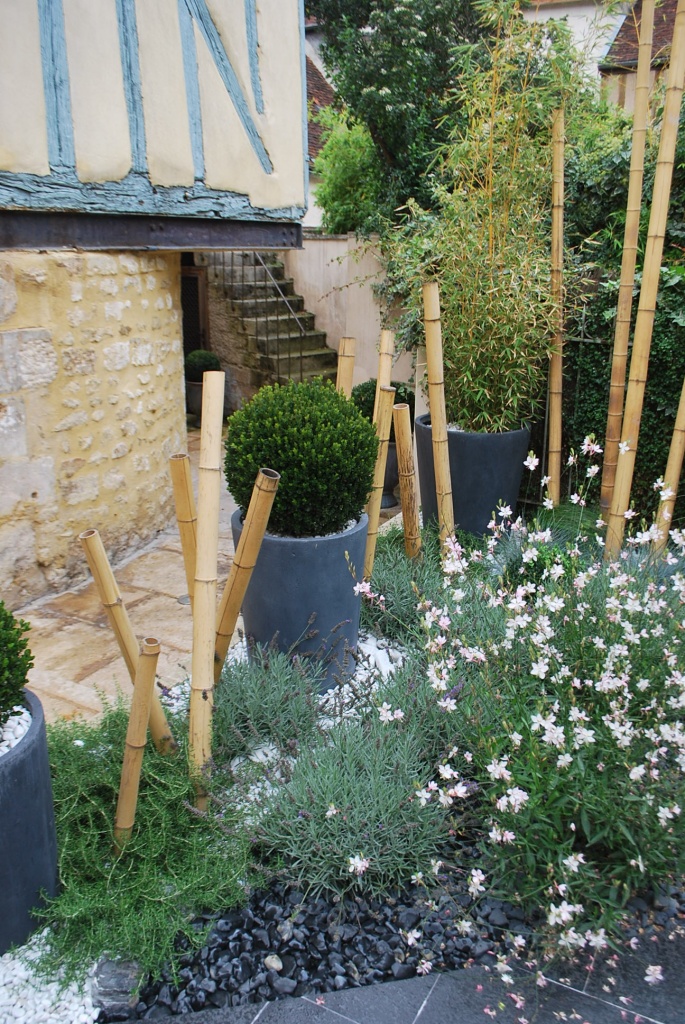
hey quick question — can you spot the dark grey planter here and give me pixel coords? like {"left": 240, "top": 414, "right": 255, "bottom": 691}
{"left": 0, "top": 689, "right": 58, "bottom": 954}
{"left": 415, "top": 413, "right": 530, "bottom": 536}
{"left": 231, "top": 510, "right": 368, "bottom": 692}
{"left": 382, "top": 442, "right": 399, "bottom": 508}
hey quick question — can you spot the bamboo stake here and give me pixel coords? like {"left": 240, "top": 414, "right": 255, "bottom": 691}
{"left": 364, "top": 385, "right": 395, "bottom": 579}
{"left": 606, "top": 0, "right": 685, "bottom": 559}
{"left": 169, "top": 453, "right": 197, "bottom": 610}
{"left": 336, "top": 337, "right": 356, "bottom": 399}
{"left": 601, "top": 0, "right": 656, "bottom": 516}
{"left": 372, "top": 330, "right": 395, "bottom": 423}
{"left": 113, "top": 637, "right": 160, "bottom": 853}
{"left": 547, "top": 106, "right": 565, "bottom": 506}
{"left": 189, "top": 371, "right": 225, "bottom": 808}
{"left": 422, "top": 281, "right": 454, "bottom": 546}
{"left": 393, "top": 403, "right": 421, "bottom": 559}
{"left": 652, "top": 377, "right": 685, "bottom": 555}
{"left": 79, "top": 529, "right": 175, "bottom": 755}
{"left": 214, "top": 468, "right": 280, "bottom": 683}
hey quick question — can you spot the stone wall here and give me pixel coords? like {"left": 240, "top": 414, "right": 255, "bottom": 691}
{"left": 0, "top": 250, "right": 186, "bottom": 610}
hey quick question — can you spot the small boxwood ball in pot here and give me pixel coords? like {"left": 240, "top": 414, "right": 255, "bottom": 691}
{"left": 224, "top": 379, "right": 378, "bottom": 538}
{"left": 0, "top": 601, "right": 34, "bottom": 726}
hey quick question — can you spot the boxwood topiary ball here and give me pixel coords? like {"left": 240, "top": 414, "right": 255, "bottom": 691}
{"left": 225, "top": 379, "right": 378, "bottom": 537}
{"left": 0, "top": 602, "right": 33, "bottom": 726}
{"left": 184, "top": 349, "right": 222, "bottom": 382}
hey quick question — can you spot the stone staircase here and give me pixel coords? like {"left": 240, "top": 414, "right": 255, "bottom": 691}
{"left": 207, "top": 251, "right": 337, "bottom": 386}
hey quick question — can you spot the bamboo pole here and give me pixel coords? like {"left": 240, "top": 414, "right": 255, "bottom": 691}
{"left": 79, "top": 529, "right": 175, "bottom": 755}
{"left": 214, "top": 468, "right": 280, "bottom": 683}
{"left": 336, "top": 337, "right": 356, "bottom": 399}
{"left": 169, "top": 453, "right": 197, "bottom": 610}
{"left": 364, "top": 385, "right": 395, "bottom": 579}
{"left": 113, "top": 637, "right": 160, "bottom": 853}
{"left": 422, "top": 281, "right": 454, "bottom": 546}
{"left": 652, "top": 377, "right": 685, "bottom": 556}
{"left": 393, "top": 403, "right": 421, "bottom": 559}
{"left": 547, "top": 107, "right": 565, "bottom": 507}
{"left": 372, "top": 329, "right": 395, "bottom": 423}
{"left": 189, "top": 371, "right": 225, "bottom": 808}
{"left": 601, "top": 0, "right": 656, "bottom": 516}
{"left": 606, "top": 0, "right": 685, "bottom": 559}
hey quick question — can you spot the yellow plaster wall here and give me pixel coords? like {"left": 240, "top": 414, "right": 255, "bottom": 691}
{"left": 0, "top": 250, "right": 186, "bottom": 610}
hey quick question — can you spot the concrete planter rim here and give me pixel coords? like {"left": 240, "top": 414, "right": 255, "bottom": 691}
{"left": 232, "top": 507, "right": 368, "bottom": 543}
{"left": 1, "top": 687, "right": 43, "bottom": 767}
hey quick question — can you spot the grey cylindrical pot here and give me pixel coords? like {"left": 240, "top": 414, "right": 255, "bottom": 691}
{"left": 415, "top": 414, "right": 530, "bottom": 536}
{"left": 0, "top": 689, "right": 58, "bottom": 955}
{"left": 231, "top": 511, "right": 368, "bottom": 692}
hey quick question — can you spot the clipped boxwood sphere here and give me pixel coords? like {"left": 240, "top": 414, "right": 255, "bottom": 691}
{"left": 225, "top": 379, "right": 378, "bottom": 537}
{"left": 0, "top": 601, "right": 33, "bottom": 725}
{"left": 184, "top": 349, "right": 221, "bottom": 382}
{"left": 351, "top": 379, "right": 415, "bottom": 443}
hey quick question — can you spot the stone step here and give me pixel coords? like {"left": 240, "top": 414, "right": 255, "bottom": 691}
{"left": 206, "top": 251, "right": 285, "bottom": 275}
{"left": 230, "top": 294, "right": 306, "bottom": 318}
{"left": 255, "top": 330, "right": 329, "bottom": 355}
{"left": 261, "top": 347, "right": 338, "bottom": 376}
{"left": 275, "top": 365, "right": 338, "bottom": 386}
{"left": 220, "top": 276, "right": 297, "bottom": 300}
{"left": 243, "top": 313, "right": 318, "bottom": 341}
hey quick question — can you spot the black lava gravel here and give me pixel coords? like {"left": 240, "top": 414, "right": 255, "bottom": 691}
{"left": 98, "top": 868, "right": 537, "bottom": 1021}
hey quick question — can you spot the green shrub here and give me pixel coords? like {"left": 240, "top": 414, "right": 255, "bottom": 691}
{"left": 0, "top": 601, "right": 33, "bottom": 726}
{"left": 350, "top": 378, "right": 415, "bottom": 443}
{"left": 184, "top": 349, "right": 221, "bottom": 382}
{"left": 224, "top": 379, "right": 378, "bottom": 537}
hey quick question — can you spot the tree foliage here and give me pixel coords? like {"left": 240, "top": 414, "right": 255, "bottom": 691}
{"left": 306, "top": 0, "right": 484, "bottom": 227}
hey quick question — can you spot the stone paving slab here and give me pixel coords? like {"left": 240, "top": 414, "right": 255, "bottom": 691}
{"left": 148, "top": 958, "right": 682, "bottom": 1024}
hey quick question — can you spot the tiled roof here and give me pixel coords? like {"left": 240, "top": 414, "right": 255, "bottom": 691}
{"left": 306, "top": 57, "right": 336, "bottom": 161}
{"left": 601, "top": 0, "right": 678, "bottom": 70}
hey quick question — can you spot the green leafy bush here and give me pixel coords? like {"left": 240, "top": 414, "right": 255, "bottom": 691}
{"left": 0, "top": 601, "right": 33, "bottom": 725}
{"left": 312, "top": 108, "right": 386, "bottom": 236}
{"left": 184, "top": 349, "right": 221, "bottom": 382}
{"left": 350, "top": 378, "right": 415, "bottom": 443}
{"left": 224, "top": 379, "right": 378, "bottom": 537}
{"left": 42, "top": 701, "right": 253, "bottom": 980}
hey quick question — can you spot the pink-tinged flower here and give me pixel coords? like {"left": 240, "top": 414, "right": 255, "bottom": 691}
{"left": 348, "top": 853, "right": 370, "bottom": 876}
{"left": 624, "top": 509, "right": 637, "bottom": 519}
{"left": 531, "top": 658, "right": 549, "bottom": 679}
{"left": 562, "top": 852, "right": 586, "bottom": 873}
{"left": 644, "top": 965, "right": 664, "bottom": 985}
{"left": 402, "top": 928, "right": 422, "bottom": 947}
{"left": 468, "top": 868, "right": 486, "bottom": 898}
{"left": 586, "top": 464, "right": 600, "bottom": 478}
{"left": 581, "top": 436, "right": 603, "bottom": 456}
{"left": 498, "top": 504, "right": 513, "bottom": 519}
{"left": 618, "top": 441, "right": 630, "bottom": 454}
{"left": 417, "top": 959, "right": 433, "bottom": 975}
{"left": 524, "top": 452, "right": 539, "bottom": 471}
{"left": 326, "top": 803, "right": 339, "bottom": 818}
{"left": 353, "top": 580, "right": 373, "bottom": 597}
{"left": 315, "top": 996, "right": 326, "bottom": 1005}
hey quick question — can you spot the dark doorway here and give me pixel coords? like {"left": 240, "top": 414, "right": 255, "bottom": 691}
{"left": 181, "top": 256, "right": 209, "bottom": 358}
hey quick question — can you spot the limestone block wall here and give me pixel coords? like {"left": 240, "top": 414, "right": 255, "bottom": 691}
{"left": 0, "top": 250, "right": 186, "bottom": 610}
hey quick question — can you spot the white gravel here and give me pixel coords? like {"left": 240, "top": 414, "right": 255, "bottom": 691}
{"left": 1, "top": 632, "right": 403, "bottom": 1023}
{"left": 0, "top": 706, "right": 31, "bottom": 759}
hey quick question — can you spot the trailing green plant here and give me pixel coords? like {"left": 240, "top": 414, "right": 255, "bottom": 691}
{"left": 184, "top": 349, "right": 221, "bottom": 382}
{"left": 39, "top": 701, "right": 254, "bottom": 981}
{"left": 378, "top": 6, "right": 581, "bottom": 433}
{"left": 224, "top": 378, "right": 378, "bottom": 537}
{"left": 0, "top": 601, "right": 33, "bottom": 725}
{"left": 350, "top": 378, "right": 415, "bottom": 443}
